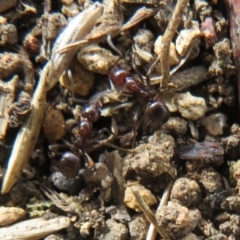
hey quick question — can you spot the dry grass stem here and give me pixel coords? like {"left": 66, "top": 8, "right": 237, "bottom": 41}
{"left": 159, "top": 0, "right": 189, "bottom": 88}
{"left": 130, "top": 186, "right": 171, "bottom": 240}
{"left": 0, "top": 216, "right": 70, "bottom": 240}
{"left": 1, "top": 3, "right": 103, "bottom": 194}
{"left": 146, "top": 182, "right": 173, "bottom": 240}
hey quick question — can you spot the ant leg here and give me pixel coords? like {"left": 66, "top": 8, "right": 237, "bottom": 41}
{"left": 61, "top": 139, "right": 74, "bottom": 149}
{"left": 48, "top": 143, "right": 70, "bottom": 159}
{"left": 67, "top": 70, "right": 89, "bottom": 103}
{"left": 84, "top": 153, "right": 95, "bottom": 167}
{"left": 66, "top": 69, "right": 86, "bottom": 104}
{"left": 98, "top": 127, "right": 115, "bottom": 141}
{"left": 146, "top": 55, "right": 160, "bottom": 87}
{"left": 131, "top": 105, "right": 142, "bottom": 148}
{"left": 105, "top": 142, "right": 134, "bottom": 153}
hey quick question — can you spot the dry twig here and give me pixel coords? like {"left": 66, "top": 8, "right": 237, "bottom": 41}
{"left": 158, "top": 0, "right": 189, "bottom": 88}
{"left": 1, "top": 3, "right": 103, "bottom": 194}
{"left": 130, "top": 186, "right": 171, "bottom": 240}
{"left": 146, "top": 182, "right": 173, "bottom": 240}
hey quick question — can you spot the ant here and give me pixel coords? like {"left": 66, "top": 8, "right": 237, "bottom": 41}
{"left": 52, "top": 100, "right": 102, "bottom": 178}
{"left": 109, "top": 67, "right": 169, "bottom": 124}
{"left": 55, "top": 67, "right": 170, "bottom": 178}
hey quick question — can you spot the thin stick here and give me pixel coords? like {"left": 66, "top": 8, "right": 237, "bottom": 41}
{"left": 146, "top": 40, "right": 195, "bottom": 86}
{"left": 159, "top": 0, "right": 189, "bottom": 88}
{"left": 130, "top": 187, "right": 171, "bottom": 240}
{"left": 1, "top": 3, "right": 103, "bottom": 194}
{"left": 146, "top": 182, "right": 173, "bottom": 240}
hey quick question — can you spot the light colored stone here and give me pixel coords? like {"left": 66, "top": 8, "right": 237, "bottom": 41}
{"left": 155, "top": 36, "right": 180, "bottom": 66}
{"left": 173, "top": 92, "right": 207, "bottom": 120}
{"left": 0, "top": 207, "right": 26, "bottom": 226}
{"left": 124, "top": 181, "right": 157, "bottom": 212}
{"left": 176, "top": 21, "right": 201, "bottom": 57}
{"left": 202, "top": 113, "right": 227, "bottom": 135}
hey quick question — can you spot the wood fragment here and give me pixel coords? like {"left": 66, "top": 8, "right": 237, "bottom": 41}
{"left": 224, "top": 0, "right": 240, "bottom": 110}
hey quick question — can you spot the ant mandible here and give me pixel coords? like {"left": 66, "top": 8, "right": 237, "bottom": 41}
{"left": 57, "top": 67, "right": 170, "bottom": 178}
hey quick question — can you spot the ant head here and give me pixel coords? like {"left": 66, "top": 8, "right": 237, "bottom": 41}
{"left": 109, "top": 68, "right": 129, "bottom": 87}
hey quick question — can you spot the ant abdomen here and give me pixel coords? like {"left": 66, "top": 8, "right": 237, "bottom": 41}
{"left": 147, "top": 100, "right": 170, "bottom": 126}
{"left": 58, "top": 151, "right": 81, "bottom": 178}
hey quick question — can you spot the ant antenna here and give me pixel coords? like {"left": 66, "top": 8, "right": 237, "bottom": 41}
{"left": 146, "top": 55, "right": 160, "bottom": 87}
{"left": 66, "top": 69, "right": 88, "bottom": 104}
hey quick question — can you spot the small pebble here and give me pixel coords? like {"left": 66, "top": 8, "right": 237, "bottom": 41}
{"left": 124, "top": 181, "right": 157, "bottom": 212}
{"left": 0, "top": 207, "right": 26, "bottom": 226}
{"left": 173, "top": 92, "right": 207, "bottom": 120}
{"left": 202, "top": 113, "right": 227, "bottom": 136}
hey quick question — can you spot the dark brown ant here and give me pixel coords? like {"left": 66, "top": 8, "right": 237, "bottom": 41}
{"left": 56, "top": 101, "right": 102, "bottom": 178}
{"left": 109, "top": 67, "right": 170, "bottom": 125}
{"left": 56, "top": 68, "right": 169, "bottom": 178}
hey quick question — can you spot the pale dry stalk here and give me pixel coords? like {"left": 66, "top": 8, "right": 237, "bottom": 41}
{"left": 1, "top": 2, "right": 103, "bottom": 194}
{"left": 0, "top": 216, "right": 70, "bottom": 240}
{"left": 130, "top": 186, "right": 172, "bottom": 240}
{"left": 1, "top": 66, "right": 48, "bottom": 194}
{"left": 159, "top": 0, "right": 189, "bottom": 88}
{"left": 146, "top": 182, "right": 173, "bottom": 240}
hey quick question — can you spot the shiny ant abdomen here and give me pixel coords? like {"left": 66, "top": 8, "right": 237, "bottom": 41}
{"left": 56, "top": 67, "right": 170, "bottom": 178}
